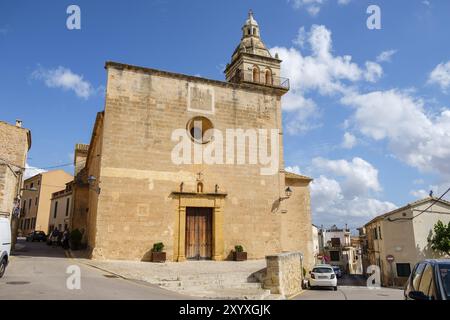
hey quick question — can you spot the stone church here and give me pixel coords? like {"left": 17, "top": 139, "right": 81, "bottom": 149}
{"left": 71, "top": 11, "right": 314, "bottom": 267}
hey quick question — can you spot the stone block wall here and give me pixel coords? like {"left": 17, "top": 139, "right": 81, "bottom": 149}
{"left": 0, "top": 121, "right": 30, "bottom": 217}
{"left": 263, "top": 251, "right": 303, "bottom": 297}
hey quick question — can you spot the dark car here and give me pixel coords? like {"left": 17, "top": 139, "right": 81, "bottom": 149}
{"left": 332, "top": 266, "right": 343, "bottom": 278}
{"left": 404, "top": 259, "right": 450, "bottom": 300}
{"left": 26, "top": 231, "right": 47, "bottom": 242}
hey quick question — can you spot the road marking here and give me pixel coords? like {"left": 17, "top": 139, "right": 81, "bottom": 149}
{"left": 288, "top": 290, "right": 306, "bottom": 300}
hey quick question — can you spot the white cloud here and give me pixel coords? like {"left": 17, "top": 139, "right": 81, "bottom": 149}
{"left": 410, "top": 189, "right": 430, "bottom": 199}
{"left": 411, "top": 183, "right": 449, "bottom": 200}
{"left": 293, "top": 26, "right": 307, "bottom": 48}
{"left": 285, "top": 166, "right": 302, "bottom": 175}
{"left": 341, "top": 132, "right": 357, "bottom": 149}
{"left": 24, "top": 163, "right": 47, "bottom": 180}
{"left": 290, "top": 0, "right": 324, "bottom": 16}
{"left": 310, "top": 175, "right": 396, "bottom": 228}
{"left": 341, "top": 89, "right": 450, "bottom": 177}
{"left": 312, "top": 157, "right": 382, "bottom": 197}
{"left": 309, "top": 157, "right": 396, "bottom": 228}
{"left": 364, "top": 61, "right": 383, "bottom": 82}
{"left": 376, "top": 50, "right": 397, "bottom": 63}
{"left": 428, "top": 61, "right": 450, "bottom": 93}
{"left": 32, "top": 66, "right": 94, "bottom": 99}
{"left": 290, "top": 0, "right": 351, "bottom": 16}
{"left": 271, "top": 25, "right": 381, "bottom": 134}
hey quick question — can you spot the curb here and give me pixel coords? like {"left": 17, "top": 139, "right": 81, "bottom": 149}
{"left": 64, "top": 249, "right": 74, "bottom": 259}
{"left": 64, "top": 249, "right": 130, "bottom": 280}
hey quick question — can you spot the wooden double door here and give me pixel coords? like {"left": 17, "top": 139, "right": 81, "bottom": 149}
{"left": 185, "top": 207, "right": 213, "bottom": 260}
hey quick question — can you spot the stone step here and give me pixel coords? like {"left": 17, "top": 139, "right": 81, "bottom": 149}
{"left": 178, "top": 273, "right": 258, "bottom": 282}
{"left": 157, "top": 280, "right": 183, "bottom": 288}
{"left": 170, "top": 282, "right": 263, "bottom": 292}
{"left": 263, "top": 294, "right": 285, "bottom": 300}
{"left": 180, "top": 288, "right": 272, "bottom": 300}
{"left": 177, "top": 278, "right": 258, "bottom": 287}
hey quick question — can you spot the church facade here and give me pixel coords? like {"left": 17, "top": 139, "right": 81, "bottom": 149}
{"left": 72, "top": 12, "right": 314, "bottom": 267}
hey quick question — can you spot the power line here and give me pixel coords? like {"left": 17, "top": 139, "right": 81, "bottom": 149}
{"left": 1, "top": 157, "right": 87, "bottom": 170}
{"left": 386, "top": 187, "right": 450, "bottom": 222}
{"left": 39, "top": 162, "right": 78, "bottom": 170}
{"left": 0, "top": 157, "right": 25, "bottom": 170}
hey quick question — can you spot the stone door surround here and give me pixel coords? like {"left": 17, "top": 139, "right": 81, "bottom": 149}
{"left": 172, "top": 191, "right": 227, "bottom": 262}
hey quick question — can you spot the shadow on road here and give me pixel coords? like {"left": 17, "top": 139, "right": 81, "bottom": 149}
{"left": 338, "top": 274, "right": 367, "bottom": 287}
{"left": 12, "top": 239, "right": 67, "bottom": 259}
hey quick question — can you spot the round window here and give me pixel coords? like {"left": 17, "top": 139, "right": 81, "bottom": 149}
{"left": 187, "top": 116, "right": 214, "bottom": 144}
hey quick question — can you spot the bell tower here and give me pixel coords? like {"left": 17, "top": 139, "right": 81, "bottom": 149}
{"left": 224, "top": 10, "right": 289, "bottom": 91}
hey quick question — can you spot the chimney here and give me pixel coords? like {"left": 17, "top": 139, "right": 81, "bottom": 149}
{"left": 16, "top": 119, "right": 23, "bottom": 128}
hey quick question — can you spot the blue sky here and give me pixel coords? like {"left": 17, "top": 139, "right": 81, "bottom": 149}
{"left": 1, "top": 0, "right": 449, "bottom": 229}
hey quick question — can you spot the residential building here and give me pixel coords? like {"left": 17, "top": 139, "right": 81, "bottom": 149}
{"left": 71, "top": 11, "right": 316, "bottom": 266}
{"left": 312, "top": 224, "right": 320, "bottom": 265}
{"left": 0, "top": 120, "right": 31, "bottom": 219}
{"left": 19, "top": 170, "right": 73, "bottom": 235}
{"left": 48, "top": 182, "right": 73, "bottom": 232}
{"left": 0, "top": 120, "right": 31, "bottom": 249}
{"left": 363, "top": 197, "right": 450, "bottom": 287}
{"left": 350, "top": 235, "right": 363, "bottom": 274}
{"left": 317, "top": 225, "right": 362, "bottom": 274}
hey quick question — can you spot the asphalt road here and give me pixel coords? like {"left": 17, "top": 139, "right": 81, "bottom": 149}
{"left": 294, "top": 277, "right": 404, "bottom": 300}
{"left": 0, "top": 239, "right": 190, "bottom": 300}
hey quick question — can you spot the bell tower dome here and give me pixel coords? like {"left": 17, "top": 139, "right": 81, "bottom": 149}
{"left": 224, "top": 10, "right": 289, "bottom": 91}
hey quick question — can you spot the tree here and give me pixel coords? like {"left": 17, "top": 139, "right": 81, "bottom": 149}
{"left": 430, "top": 220, "right": 450, "bottom": 256}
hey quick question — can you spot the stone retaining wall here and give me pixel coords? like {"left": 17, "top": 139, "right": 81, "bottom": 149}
{"left": 263, "top": 251, "right": 303, "bottom": 297}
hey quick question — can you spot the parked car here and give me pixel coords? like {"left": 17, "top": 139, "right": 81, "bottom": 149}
{"left": 0, "top": 217, "right": 11, "bottom": 278}
{"left": 404, "top": 259, "right": 450, "bottom": 300}
{"left": 26, "top": 231, "right": 47, "bottom": 242}
{"left": 332, "top": 265, "right": 343, "bottom": 278}
{"left": 309, "top": 264, "right": 338, "bottom": 291}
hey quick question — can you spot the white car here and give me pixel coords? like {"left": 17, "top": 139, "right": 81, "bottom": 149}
{"left": 309, "top": 264, "right": 338, "bottom": 291}
{"left": 0, "top": 217, "right": 11, "bottom": 278}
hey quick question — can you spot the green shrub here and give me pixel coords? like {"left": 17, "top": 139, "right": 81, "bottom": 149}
{"left": 153, "top": 242, "right": 165, "bottom": 252}
{"left": 235, "top": 245, "right": 244, "bottom": 253}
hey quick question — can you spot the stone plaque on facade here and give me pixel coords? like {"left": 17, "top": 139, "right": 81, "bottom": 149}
{"left": 187, "top": 83, "right": 215, "bottom": 115}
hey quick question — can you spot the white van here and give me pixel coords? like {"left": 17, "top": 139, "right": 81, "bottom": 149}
{"left": 0, "top": 217, "right": 11, "bottom": 278}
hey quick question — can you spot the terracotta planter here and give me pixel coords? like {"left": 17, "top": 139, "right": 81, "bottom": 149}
{"left": 152, "top": 251, "right": 166, "bottom": 263}
{"left": 234, "top": 251, "right": 247, "bottom": 261}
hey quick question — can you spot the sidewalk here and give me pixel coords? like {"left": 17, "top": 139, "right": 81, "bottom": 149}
{"left": 68, "top": 250, "right": 278, "bottom": 299}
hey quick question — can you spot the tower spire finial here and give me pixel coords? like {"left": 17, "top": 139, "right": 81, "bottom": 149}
{"left": 248, "top": 9, "right": 254, "bottom": 18}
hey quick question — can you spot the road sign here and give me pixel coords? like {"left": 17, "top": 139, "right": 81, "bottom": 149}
{"left": 386, "top": 255, "right": 395, "bottom": 262}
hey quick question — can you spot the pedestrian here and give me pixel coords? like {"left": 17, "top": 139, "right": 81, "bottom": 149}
{"left": 62, "top": 229, "right": 70, "bottom": 250}
{"left": 51, "top": 228, "right": 59, "bottom": 248}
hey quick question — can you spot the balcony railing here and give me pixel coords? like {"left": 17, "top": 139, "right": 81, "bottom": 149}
{"left": 230, "top": 71, "right": 290, "bottom": 90}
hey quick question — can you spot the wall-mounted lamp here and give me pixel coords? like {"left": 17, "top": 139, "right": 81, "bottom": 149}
{"left": 279, "top": 187, "right": 292, "bottom": 202}
{"left": 88, "top": 175, "right": 101, "bottom": 194}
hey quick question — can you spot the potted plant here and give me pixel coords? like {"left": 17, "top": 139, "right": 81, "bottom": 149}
{"left": 151, "top": 242, "right": 166, "bottom": 263}
{"left": 70, "top": 229, "right": 83, "bottom": 251}
{"left": 234, "top": 245, "right": 247, "bottom": 261}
